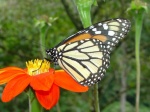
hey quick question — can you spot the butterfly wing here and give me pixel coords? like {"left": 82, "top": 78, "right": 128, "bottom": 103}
{"left": 56, "top": 18, "right": 131, "bottom": 52}
{"left": 46, "top": 18, "right": 131, "bottom": 86}
{"left": 56, "top": 38, "right": 110, "bottom": 86}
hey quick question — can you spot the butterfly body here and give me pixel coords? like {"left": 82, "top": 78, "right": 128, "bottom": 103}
{"left": 46, "top": 18, "right": 131, "bottom": 86}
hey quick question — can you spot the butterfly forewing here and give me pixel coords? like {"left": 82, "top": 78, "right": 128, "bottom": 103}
{"left": 57, "top": 18, "right": 131, "bottom": 52}
{"left": 87, "top": 19, "right": 131, "bottom": 51}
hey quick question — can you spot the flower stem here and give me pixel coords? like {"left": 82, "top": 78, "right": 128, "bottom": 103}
{"left": 28, "top": 88, "right": 42, "bottom": 112}
{"left": 35, "top": 16, "right": 57, "bottom": 58}
{"left": 94, "top": 84, "right": 100, "bottom": 112}
{"left": 127, "top": 1, "right": 147, "bottom": 111}
{"left": 56, "top": 103, "right": 61, "bottom": 112}
{"left": 73, "top": 0, "right": 100, "bottom": 112}
{"left": 40, "top": 25, "right": 49, "bottom": 58}
{"left": 135, "top": 9, "right": 144, "bottom": 112}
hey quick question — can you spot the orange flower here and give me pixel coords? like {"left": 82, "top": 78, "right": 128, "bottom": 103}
{"left": 0, "top": 59, "right": 88, "bottom": 109}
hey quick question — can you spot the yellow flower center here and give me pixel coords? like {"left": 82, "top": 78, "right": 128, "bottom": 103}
{"left": 26, "top": 59, "right": 50, "bottom": 76}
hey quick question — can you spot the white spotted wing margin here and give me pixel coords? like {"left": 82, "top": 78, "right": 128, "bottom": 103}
{"left": 56, "top": 18, "right": 131, "bottom": 53}
{"left": 86, "top": 18, "right": 131, "bottom": 52}
{"left": 57, "top": 38, "right": 110, "bottom": 86}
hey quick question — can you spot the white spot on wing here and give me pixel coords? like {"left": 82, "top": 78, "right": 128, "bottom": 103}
{"left": 98, "top": 23, "right": 102, "bottom": 26}
{"left": 92, "top": 28, "right": 97, "bottom": 31}
{"left": 89, "top": 25, "right": 94, "bottom": 29}
{"left": 95, "top": 31, "right": 101, "bottom": 34}
{"left": 85, "top": 30, "right": 89, "bottom": 33}
{"left": 122, "top": 28, "right": 125, "bottom": 31}
{"left": 103, "top": 24, "right": 108, "bottom": 30}
{"left": 108, "top": 31, "right": 115, "bottom": 36}
{"left": 117, "top": 19, "right": 122, "bottom": 22}
{"left": 112, "top": 38, "right": 116, "bottom": 41}
{"left": 122, "top": 23, "right": 126, "bottom": 26}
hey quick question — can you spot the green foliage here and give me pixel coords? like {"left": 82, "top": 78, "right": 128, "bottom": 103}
{"left": 0, "top": 92, "right": 28, "bottom": 112}
{"left": 102, "top": 101, "right": 134, "bottom": 112}
{"left": 0, "top": 0, "right": 150, "bottom": 112}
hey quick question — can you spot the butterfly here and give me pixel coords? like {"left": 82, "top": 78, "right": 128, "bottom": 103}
{"left": 46, "top": 18, "right": 131, "bottom": 86}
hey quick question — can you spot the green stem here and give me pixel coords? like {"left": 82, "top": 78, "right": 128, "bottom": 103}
{"left": 135, "top": 9, "right": 144, "bottom": 112}
{"left": 28, "top": 88, "right": 42, "bottom": 112}
{"left": 56, "top": 103, "right": 61, "bottom": 112}
{"left": 40, "top": 25, "right": 49, "bottom": 58}
{"left": 94, "top": 84, "right": 100, "bottom": 112}
{"left": 127, "top": 1, "right": 147, "bottom": 111}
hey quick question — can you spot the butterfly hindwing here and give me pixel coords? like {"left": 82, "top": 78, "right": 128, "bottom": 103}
{"left": 56, "top": 38, "right": 110, "bottom": 86}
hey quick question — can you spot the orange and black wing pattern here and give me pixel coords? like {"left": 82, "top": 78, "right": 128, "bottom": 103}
{"left": 57, "top": 18, "right": 131, "bottom": 52}
{"left": 46, "top": 18, "right": 131, "bottom": 86}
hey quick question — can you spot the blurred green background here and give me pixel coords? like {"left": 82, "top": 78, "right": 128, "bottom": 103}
{"left": 0, "top": 0, "right": 150, "bottom": 112}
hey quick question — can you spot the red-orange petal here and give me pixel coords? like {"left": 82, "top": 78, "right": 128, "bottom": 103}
{"left": 35, "top": 84, "right": 60, "bottom": 110}
{"left": 0, "top": 67, "right": 24, "bottom": 72}
{"left": 54, "top": 70, "right": 89, "bottom": 92}
{"left": 0, "top": 67, "right": 26, "bottom": 85}
{"left": 2, "top": 74, "right": 32, "bottom": 102}
{"left": 30, "top": 72, "right": 54, "bottom": 91}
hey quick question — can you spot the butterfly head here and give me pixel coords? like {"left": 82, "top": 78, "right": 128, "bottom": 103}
{"left": 46, "top": 48, "right": 62, "bottom": 64}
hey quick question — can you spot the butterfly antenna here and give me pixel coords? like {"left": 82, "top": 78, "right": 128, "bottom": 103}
{"left": 44, "top": 57, "right": 51, "bottom": 62}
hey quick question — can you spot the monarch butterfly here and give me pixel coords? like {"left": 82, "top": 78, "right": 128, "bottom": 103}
{"left": 46, "top": 18, "right": 131, "bottom": 86}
